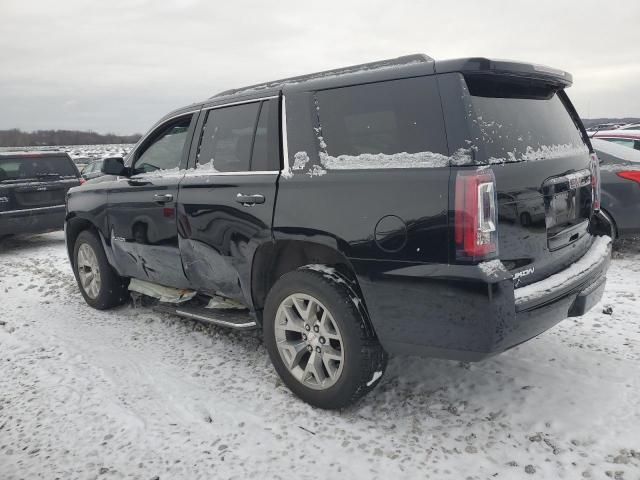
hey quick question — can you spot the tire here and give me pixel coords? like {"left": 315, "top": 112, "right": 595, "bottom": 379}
{"left": 263, "top": 266, "right": 387, "bottom": 409}
{"left": 73, "top": 230, "right": 129, "bottom": 309}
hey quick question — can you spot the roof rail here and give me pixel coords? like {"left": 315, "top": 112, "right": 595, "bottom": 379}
{"left": 211, "top": 53, "right": 434, "bottom": 99}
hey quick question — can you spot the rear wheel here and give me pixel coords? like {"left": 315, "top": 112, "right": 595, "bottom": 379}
{"left": 264, "top": 267, "right": 387, "bottom": 409}
{"left": 73, "top": 230, "right": 129, "bottom": 309}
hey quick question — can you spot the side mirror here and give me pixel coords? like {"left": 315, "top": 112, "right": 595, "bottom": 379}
{"left": 102, "top": 157, "right": 128, "bottom": 176}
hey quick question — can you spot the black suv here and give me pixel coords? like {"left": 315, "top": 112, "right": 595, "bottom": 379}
{"left": 65, "top": 55, "right": 611, "bottom": 409}
{"left": 1, "top": 151, "right": 82, "bottom": 238}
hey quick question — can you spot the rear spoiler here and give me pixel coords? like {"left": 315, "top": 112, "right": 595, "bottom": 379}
{"left": 435, "top": 57, "right": 572, "bottom": 88}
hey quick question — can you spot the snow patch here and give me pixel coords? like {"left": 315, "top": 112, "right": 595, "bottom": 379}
{"left": 129, "top": 278, "right": 196, "bottom": 303}
{"left": 515, "top": 236, "right": 612, "bottom": 304}
{"left": 478, "top": 259, "right": 507, "bottom": 277}
{"left": 292, "top": 152, "right": 309, "bottom": 171}
{"left": 487, "top": 144, "right": 589, "bottom": 165}
{"left": 317, "top": 149, "right": 472, "bottom": 170}
{"left": 366, "top": 371, "right": 383, "bottom": 386}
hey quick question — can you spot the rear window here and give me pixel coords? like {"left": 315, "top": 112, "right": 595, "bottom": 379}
{"left": 314, "top": 76, "right": 449, "bottom": 169}
{"left": 0, "top": 155, "right": 78, "bottom": 182}
{"left": 464, "top": 75, "right": 588, "bottom": 163}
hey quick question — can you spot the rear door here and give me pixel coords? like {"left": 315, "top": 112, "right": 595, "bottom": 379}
{"left": 178, "top": 97, "right": 280, "bottom": 304}
{"left": 444, "top": 73, "right": 596, "bottom": 286}
{"left": 107, "top": 112, "right": 198, "bottom": 288}
{"left": 0, "top": 154, "right": 80, "bottom": 214}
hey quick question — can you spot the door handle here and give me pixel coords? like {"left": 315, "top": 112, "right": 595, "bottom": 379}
{"left": 153, "top": 193, "right": 173, "bottom": 203}
{"left": 235, "top": 193, "right": 265, "bottom": 206}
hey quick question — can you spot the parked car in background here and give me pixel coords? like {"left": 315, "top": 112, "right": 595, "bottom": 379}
{"left": 592, "top": 138, "right": 640, "bottom": 239}
{"left": 81, "top": 159, "right": 105, "bottom": 181}
{"left": 616, "top": 123, "right": 640, "bottom": 131}
{"left": 590, "top": 130, "right": 640, "bottom": 151}
{"left": 586, "top": 122, "right": 624, "bottom": 132}
{"left": 65, "top": 54, "right": 611, "bottom": 409}
{"left": 0, "top": 152, "right": 83, "bottom": 237}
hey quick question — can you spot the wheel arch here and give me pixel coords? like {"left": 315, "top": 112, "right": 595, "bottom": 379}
{"left": 65, "top": 216, "right": 99, "bottom": 262}
{"left": 251, "top": 239, "right": 374, "bottom": 333}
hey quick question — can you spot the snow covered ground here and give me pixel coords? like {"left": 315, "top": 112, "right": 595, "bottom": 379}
{"left": 0, "top": 233, "right": 639, "bottom": 480}
{"left": 0, "top": 144, "right": 134, "bottom": 164}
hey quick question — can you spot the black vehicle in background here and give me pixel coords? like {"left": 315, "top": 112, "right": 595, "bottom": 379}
{"left": 65, "top": 55, "right": 611, "bottom": 409}
{"left": 0, "top": 152, "right": 82, "bottom": 238}
{"left": 592, "top": 138, "right": 640, "bottom": 239}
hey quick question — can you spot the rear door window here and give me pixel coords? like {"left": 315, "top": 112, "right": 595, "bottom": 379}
{"left": 314, "top": 76, "right": 449, "bottom": 169}
{"left": 196, "top": 102, "right": 261, "bottom": 172}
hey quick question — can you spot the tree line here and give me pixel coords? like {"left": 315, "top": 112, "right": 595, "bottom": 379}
{"left": 0, "top": 129, "right": 141, "bottom": 147}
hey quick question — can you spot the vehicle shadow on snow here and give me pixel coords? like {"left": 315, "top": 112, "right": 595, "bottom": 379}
{"left": 0, "top": 232, "right": 66, "bottom": 255}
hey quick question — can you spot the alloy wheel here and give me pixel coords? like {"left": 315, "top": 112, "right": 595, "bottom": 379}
{"left": 77, "top": 243, "right": 101, "bottom": 299}
{"left": 274, "top": 293, "right": 345, "bottom": 390}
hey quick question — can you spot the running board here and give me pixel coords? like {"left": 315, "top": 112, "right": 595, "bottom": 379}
{"left": 152, "top": 303, "right": 258, "bottom": 330}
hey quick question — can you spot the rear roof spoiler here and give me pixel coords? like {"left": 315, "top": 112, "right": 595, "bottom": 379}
{"left": 435, "top": 57, "right": 572, "bottom": 87}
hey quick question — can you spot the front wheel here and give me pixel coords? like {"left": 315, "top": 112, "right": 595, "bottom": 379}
{"left": 263, "top": 267, "right": 387, "bottom": 409}
{"left": 73, "top": 230, "right": 129, "bottom": 309}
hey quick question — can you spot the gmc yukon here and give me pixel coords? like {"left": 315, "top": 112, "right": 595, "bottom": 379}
{"left": 65, "top": 54, "right": 611, "bottom": 409}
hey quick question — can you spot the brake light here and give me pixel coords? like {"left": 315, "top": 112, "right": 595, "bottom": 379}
{"left": 79, "top": 178, "right": 86, "bottom": 185}
{"left": 617, "top": 171, "right": 640, "bottom": 184}
{"left": 590, "top": 152, "right": 601, "bottom": 211}
{"left": 455, "top": 169, "right": 498, "bottom": 261}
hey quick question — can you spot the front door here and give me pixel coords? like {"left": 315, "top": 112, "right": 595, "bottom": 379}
{"left": 108, "top": 112, "right": 199, "bottom": 288}
{"left": 178, "top": 98, "right": 280, "bottom": 304}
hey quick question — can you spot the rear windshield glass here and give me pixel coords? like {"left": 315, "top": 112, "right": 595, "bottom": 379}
{"left": 465, "top": 75, "right": 588, "bottom": 164}
{"left": 0, "top": 156, "right": 77, "bottom": 182}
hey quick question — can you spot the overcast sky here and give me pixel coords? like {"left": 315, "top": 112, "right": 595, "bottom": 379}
{"left": 1, "top": 0, "right": 639, "bottom": 135}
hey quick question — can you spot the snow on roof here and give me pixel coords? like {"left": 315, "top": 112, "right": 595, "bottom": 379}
{"left": 210, "top": 54, "right": 434, "bottom": 99}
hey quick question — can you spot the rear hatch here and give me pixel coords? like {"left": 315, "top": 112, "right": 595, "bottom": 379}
{"left": 0, "top": 153, "right": 81, "bottom": 213}
{"left": 461, "top": 73, "right": 595, "bottom": 287}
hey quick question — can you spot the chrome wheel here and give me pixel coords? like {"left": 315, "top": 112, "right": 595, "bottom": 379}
{"left": 274, "top": 293, "right": 345, "bottom": 390}
{"left": 77, "top": 243, "right": 101, "bottom": 299}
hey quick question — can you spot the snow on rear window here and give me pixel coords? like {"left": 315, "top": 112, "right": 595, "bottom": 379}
{"left": 464, "top": 78, "right": 588, "bottom": 165}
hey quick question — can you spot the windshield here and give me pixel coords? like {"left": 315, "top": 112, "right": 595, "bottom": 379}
{"left": 465, "top": 76, "right": 588, "bottom": 164}
{"left": 0, "top": 156, "right": 78, "bottom": 182}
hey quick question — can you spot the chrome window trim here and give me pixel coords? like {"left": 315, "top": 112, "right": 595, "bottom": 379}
{"left": 203, "top": 95, "right": 278, "bottom": 112}
{"left": 0, "top": 204, "right": 65, "bottom": 216}
{"left": 281, "top": 95, "right": 290, "bottom": 173}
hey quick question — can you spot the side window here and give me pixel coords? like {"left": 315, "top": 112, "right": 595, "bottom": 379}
{"left": 196, "top": 102, "right": 261, "bottom": 172}
{"left": 133, "top": 115, "right": 192, "bottom": 174}
{"left": 250, "top": 99, "right": 280, "bottom": 171}
{"left": 314, "top": 77, "right": 448, "bottom": 168}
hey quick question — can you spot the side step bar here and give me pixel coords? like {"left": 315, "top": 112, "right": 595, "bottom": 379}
{"left": 153, "top": 303, "right": 258, "bottom": 330}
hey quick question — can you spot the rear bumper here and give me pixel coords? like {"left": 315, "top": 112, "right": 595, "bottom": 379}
{"left": 354, "top": 235, "right": 612, "bottom": 361}
{"left": 0, "top": 205, "right": 65, "bottom": 236}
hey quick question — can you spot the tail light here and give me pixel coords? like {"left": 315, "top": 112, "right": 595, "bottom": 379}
{"left": 590, "top": 152, "right": 601, "bottom": 211}
{"left": 79, "top": 178, "right": 86, "bottom": 185}
{"left": 617, "top": 171, "right": 640, "bottom": 184}
{"left": 454, "top": 169, "right": 498, "bottom": 261}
